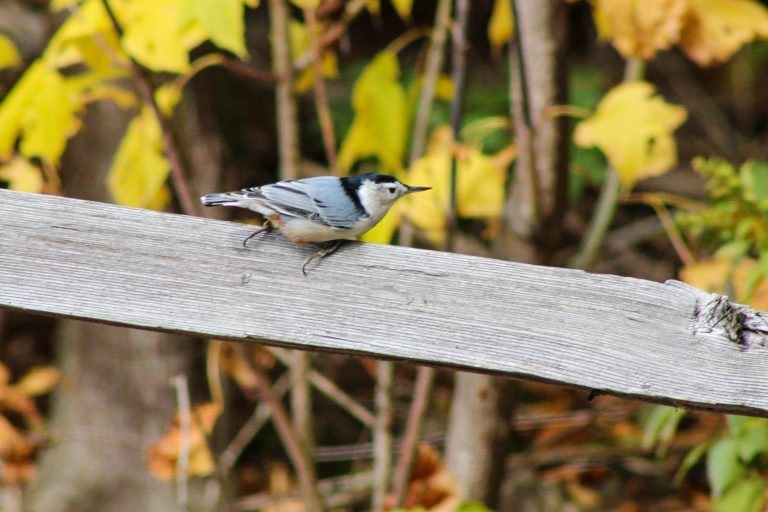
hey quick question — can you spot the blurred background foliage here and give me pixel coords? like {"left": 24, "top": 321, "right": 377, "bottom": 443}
{"left": 3, "top": 0, "right": 768, "bottom": 511}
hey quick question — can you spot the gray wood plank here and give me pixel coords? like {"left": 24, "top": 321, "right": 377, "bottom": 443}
{"left": 2, "top": 189, "right": 768, "bottom": 415}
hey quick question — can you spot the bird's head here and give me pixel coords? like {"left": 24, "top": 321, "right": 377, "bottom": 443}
{"left": 354, "top": 173, "right": 431, "bottom": 214}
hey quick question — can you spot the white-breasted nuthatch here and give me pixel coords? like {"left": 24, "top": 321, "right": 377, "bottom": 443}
{"left": 201, "top": 173, "right": 431, "bottom": 274}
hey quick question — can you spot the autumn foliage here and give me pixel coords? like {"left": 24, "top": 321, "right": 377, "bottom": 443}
{"left": 3, "top": 0, "right": 768, "bottom": 510}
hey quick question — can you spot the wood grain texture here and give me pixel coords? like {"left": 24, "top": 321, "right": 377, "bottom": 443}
{"left": 2, "top": 189, "right": 768, "bottom": 415}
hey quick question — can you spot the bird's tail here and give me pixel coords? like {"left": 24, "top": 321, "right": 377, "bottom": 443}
{"left": 200, "top": 193, "right": 243, "bottom": 207}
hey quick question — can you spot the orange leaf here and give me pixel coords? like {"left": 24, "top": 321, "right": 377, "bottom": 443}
{"left": 680, "top": 257, "right": 768, "bottom": 311}
{"left": 147, "top": 402, "right": 221, "bottom": 480}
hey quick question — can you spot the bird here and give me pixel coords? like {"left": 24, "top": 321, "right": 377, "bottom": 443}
{"left": 201, "top": 173, "right": 431, "bottom": 275}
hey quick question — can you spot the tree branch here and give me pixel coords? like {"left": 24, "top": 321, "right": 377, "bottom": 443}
{"left": 100, "top": 0, "right": 199, "bottom": 217}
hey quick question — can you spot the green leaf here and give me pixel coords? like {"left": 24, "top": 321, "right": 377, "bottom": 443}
{"left": 712, "top": 474, "right": 766, "bottom": 512}
{"left": 0, "top": 32, "right": 21, "bottom": 69}
{"left": 675, "top": 441, "right": 711, "bottom": 485}
{"left": 707, "top": 437, "right": 745, "bottom": 497}
{"left": 738, "top": 425, "right": 768, "bottom": 463}
{"left": 716, "top": 240, "right": 750, "bottom": 259}
{"left": 338, "top": 51, "right": 408, "bottom": 174}
{"left": 641, "top": 405, "right": 685, "bottom": 455}
{"left": 107, "top": 108, "right": 171, "bottom": 209}
{"left": 457, "top": 501, "right": 495, "bottom": 512}
{"left": 728, "top": 415, "right": 750, "bottom": 437}
{"left": 741, "top": 160, "right": 768, "bottom": 207}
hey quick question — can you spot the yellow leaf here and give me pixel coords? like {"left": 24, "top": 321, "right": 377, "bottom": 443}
{"left": 18, "top": 68, "right": 80, "bottom": 163}
{"left": 403, "top": 127, "right": 511, "bottom": 246}
{"left": 14, "top": 367, "right": 60, "bottom": 397}
{"left": 435, "top": 75, "right": 454, "bottom": 102}
{"left": 0, "top": 61, "right": 82, "bottom": 164}
{"left": 44, "top": 0, "right": 125, "bottom": 73}
{"left": 289, "top": 0, "right": 319, "bottom": 7}
{"left": 573, "top": 81, "right": 687, "bottom": 190}
{"left": 50, "top": 0, "right": 79, "bottom": 10}
{"left": 592, "top": 0, "right": 686, "bottom": 59}
{"left": 360, "top": 200, "right": 404, "bottom": 244}
{"left": 679, "top": 0, "right": 768, "bottom": 66}
{"left": 119, "top": 0, "right": 205, "bottom": 73}
{"left": 244, "top": 0, "right": 259, "bottom": 7}
{"left": 488, "top": 0, "right": 515, "bottom": 56}
{"left": 294, "top": 51, "right": 338, "bottom": 93}
{"left": 155, "top": 82, "right": 183, "bottom": 117}
{"left": 338, "top": 51, "right": 407, "bottom": 174}
{"left": 0, "top": 62, "right": 44, "bottom": 160}
{"left": 367, "top": 0, "right": 381, "bottom": 16}
{"left": 680, "top": 257, "right": 768, "bottom": 311}
{"left": 289, "top": 20, "right": 339, "bottom": 93}
{"left": 107, "top": 108, "right": 171, "bottom": 209}
{"left": 0, "top": 33, "right": 21, "bottom": 70}
{"left": 180, "top": 0, "right": 248, "bottom": 57}
{"left": 0, "top": 158, "right": 44, "bottom": 193}
{"left": 81, "top": 83, "right": 137, "bottom": 109}
{"left": 391, "top": 0, "right": 413, "bottom": 21}
{"left": 289, "top": 20, "right": 309, "bottom": 57}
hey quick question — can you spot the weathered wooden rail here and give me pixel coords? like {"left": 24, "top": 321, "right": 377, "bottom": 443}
{"left": 2, "top": 189, "right": 768, "bottom": 415}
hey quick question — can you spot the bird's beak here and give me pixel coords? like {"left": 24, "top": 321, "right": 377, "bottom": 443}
{"left": 405, "top": 185, "right": 431, "bottom": 195}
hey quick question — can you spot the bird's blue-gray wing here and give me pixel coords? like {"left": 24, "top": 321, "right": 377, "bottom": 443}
{"left": 260, "top": 177, "right": 364, "bottom": 229}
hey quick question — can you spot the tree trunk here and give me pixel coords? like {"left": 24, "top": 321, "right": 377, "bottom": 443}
{"left": 26, "top": 90, "right": 221, "bottom": 510}
{"left": 27, "top": 323, "right": 196, "bottom": 512}
{"left": 445, "top": 0, "right": 568, "bottom": 507}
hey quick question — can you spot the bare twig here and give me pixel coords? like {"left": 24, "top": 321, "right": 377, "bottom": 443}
{"left": 170, "top": 374, "right": 191, "bottom": 510}
{"left": 371, "top": 361, "right": 394, "bottom": 512}
{"left": 271, "top": 347, "right": 375, "bottom": 427}
{"left": 391, "top": 366, "right": 435, "bottom": 506}
{"left": 291, "top": 351, "right": 315, "bottom": 467}
{"left": 206, "top": 340, "right": 224, "bottom": 407}
{"left": 100, "top": 0, "right": 199, "bottom": 217}
{"left": 269, "top": 0, "right": 301, "bottom": 180}
{"left": 447, "top": 0, "right": 470, "bottom": 251}
{"left": 231, "top": 470, "right": 373, "bottom": 511}
{"left": 294, "top": 0, "right": 368, "bottom": 71}
{"left": 270, "top": 0, "right": 315, "bottom": 494}
{"left": 238, "top": 345, "right": 323, "bottom": 511}
{"left": 409, "top": 0, "right": 452, "bottom": 163}
{"left": 648, "top": 202, "right": 696, "bottom": 266}
{"left": 219, "top": 59, "right": 276, "bottom": 83}
{"left": 655, "top": 54, "right": 742, "bottom": 161}
{"left": 304, "top": 5, "right": 338, "bottom": 172}
{"left": 218, "top": 374, "right": 291, "bottom": 475}
{"left": 569, "top": 58, "right": 646, "bottom": 270}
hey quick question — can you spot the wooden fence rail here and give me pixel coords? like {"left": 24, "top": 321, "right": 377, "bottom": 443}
{"left": 2, "top": 189, "right": 768, "bottom": 416}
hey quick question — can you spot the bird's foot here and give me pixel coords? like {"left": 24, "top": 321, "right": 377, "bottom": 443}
{"left": 242, "top": 220, "right": 274, "bottom": 248}
{"left": 302, "top": 240, "right": 344, "bottom": 276}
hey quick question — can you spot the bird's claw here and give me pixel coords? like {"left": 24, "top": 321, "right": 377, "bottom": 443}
{"left": 302, "top": 240, "right": 343, "bottom": 276}
{"left": 242, "top": 221, "right": 273, "bottom": 248}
